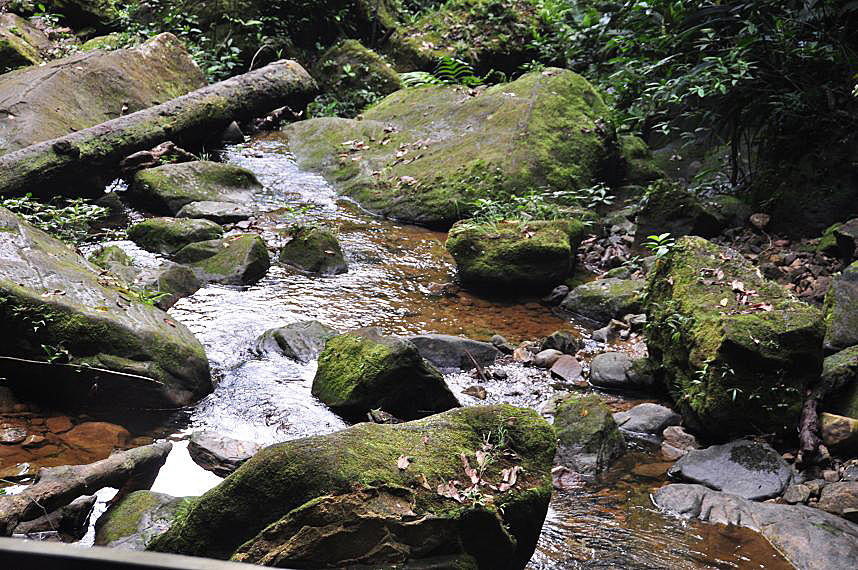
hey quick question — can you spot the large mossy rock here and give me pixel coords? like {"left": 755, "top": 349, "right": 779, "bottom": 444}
{"left": 278, "top": 225, "right": 348, "bottom": 275}
{"left": 0, "top": 207, "right": 211, "bottom": 409}
{"left": 130, "top": 161, "right": 262, "bottom": 216}
{"left": 95, "top": 490, "right": 194, "bottom": 550}
{"left": 818, "top": 346, "right": 858, "bottom": 419}
{"left": 560, "top": 278, "right": 644, "bottom": 324}
{"left": 644, "top": 236, "right": 823, "bottom": 437}
{"left": 284, "top": 68, "right": 614, "bottom": 228}
{"left": 189, "top": 234, "right": 271, "bottom": 286}
{"left": 446, "top": 219, "right": 585, "bottom": 291}
{"left": 0, "top": 13, "right": 49, "bottom": 73}
{"left": 312, "top": 328, "right": 460, "bottom": 421}
{"left": 148, "top": 405, "right": 554, "bottom": 569}
{"left": 0, "top": 33, "right": 204, "bottom": 156}
{"left": 824, "top": 261, "right": 858, "bottom": 351}
{"left": 619, "top": 135, "right": 663, "bottom": 185}
{"left": 553, "top": 393, "right": 625, "bottom": 475}
{"left": 127, "top": 217, "right": 224, "bottom": 255}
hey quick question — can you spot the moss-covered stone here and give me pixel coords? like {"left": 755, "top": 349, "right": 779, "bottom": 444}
{"left": 560, "top": 278, "right": 644, "bottom": 324}
{"left": 95, "top": 490, "right": 195, "bottom": 550}
{"left": 284, "top": 68, "right": 614, "bottom": 228}
{"left": 0, "top": 206, "right": 211, "bottom": 409}
{"left": 88, "top": 244, "right": 132, "bottom": 268}
{"left": 0, "top": 13, "right": 47, "bottom": 73}
{"left": 130, "top": 161, "right": 261, "bottom": 216}
{"left": 311, "top": 39, "right": 401, "bottom": 118}
{"left": 619, "top": 135, "right": 664, "bottom": 185}
{"left": 819, "top": 346, "right": 858, "bottom": 419}
{"left": 148, "top": 404, "right": 554, "bottom": 569}
{"left": 80, "top": 32, "right": 124, "bottom": 51}
{"left": 446, "top": 218, "right": 584, "bottom": 292}
{"left": 312, "top": 328, "right": 460, "bottom": 421}
{"left": 278, "top": 225, "right": 348, "bottom": 275}
{"left": 127, "top": 217, "right": 224, "bottom": 255}
{"left": 817, "top": 223, "right": 843, "bottom": 256}
{"left": 189, "top": 234, "right": 270, "bottom": 286}
{"left": 823, "top": 261, "right": 858, "bottom": 351}
{"left": 553, "top": 393, "right": 625, "bottom": 474}
{"left": 0, "top": 33, "right": 204, "bottom": 156}
{"left": 643, "top": 236, "right": 823, "bottom": 438}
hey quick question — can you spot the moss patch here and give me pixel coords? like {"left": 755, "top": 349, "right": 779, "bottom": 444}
{"left": 127, "top": 217, "right": 224, "bottom": 255}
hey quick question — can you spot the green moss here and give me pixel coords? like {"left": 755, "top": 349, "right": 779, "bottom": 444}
{"left": 80, "top": 33, "right": 124, "bottom": 51}
{"left": 190, "top": 234, "right": 270, "bottom": 285}
{"left": 128, "top": 217, "right": 224, "bottom": 255}
{"left": 619, "top": 135, "right": 663, "bottom": 185}
{"left": 818, "top": 223, "right": 843, "bottom": 255}
{"left": 278, "top": 225, "right": 347, "bottom": 275}
{"left": 88, "top": 245, "right": 132, "bottom": 268}
{"left": 643, "top": 236, "right": 823, "bottom": 437}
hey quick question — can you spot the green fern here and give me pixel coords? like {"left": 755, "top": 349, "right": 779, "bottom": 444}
{"left": 399, "top": 57, "right": 484, "bottom": 88}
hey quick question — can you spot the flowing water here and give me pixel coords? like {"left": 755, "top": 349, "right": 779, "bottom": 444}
{"left": 81, "top": 133, "right": 790, "bottom": 567}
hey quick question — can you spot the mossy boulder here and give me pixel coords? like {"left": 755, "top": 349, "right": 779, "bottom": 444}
{"left": 312, "top": 328, "right": 460, "bottom": 421}
{"left": 643, "top": 236, "right": 824, "bottom": 438}
{"left": 0, "top": 33, "right": 204, "bottom": 156}
{"left": 189, "top": 234, "right": 271, "bottom": 286}
{"left": 130, "top": 161, "right": 261, "bottom": 216}
{"left": 175, "top": 200, "right": 253, "bottom": 224}
{"left": 553, "top": 393, "right": 625, "bottom": 475}
{"left": 95, "top": 490, "right": 194, "bottom": 550}
{"left": 127, "top": 217, "right": 224, "bottom": 256}
{"left": 823, "top": 261, "right": 858, "bottom": 351}
{"left": 278, "top": 225, "right": 348, "bottom": 275}
{"left": 0, "top": 13, "right": 48, "bottom": 73}
{"left": 79, "top": 32, "right": 124, "bottom": 51}
{"left": 148, "top": 404, "right": 554, "bottom": 569}
{"left": 817, "top": 223, "right": 843, "bottom": 256}
{"left": 619, "top": 135, "right": 664, "bottom": 185}
{"left": 560, "top": 278, "right": 644, "bottom": 324}
{"left": 446, "top": 219, "right": 585, "bottom": 292}
{"left": 0, "top": 206, "right": 211, "bottom": 409}
{"left": 818, "top": 346, "right": 858, "bottom": 420}
{"left": 311, "top": 39, "right": 402, "bottom": 118}
{"left": 88, "top": 244, "right": 132, "bottom": 269}
{"left": 284, "top": 68, "right": 614, "bottom": 228}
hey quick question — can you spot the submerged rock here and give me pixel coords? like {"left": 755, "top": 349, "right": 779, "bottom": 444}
{"left": 0, "top": 207, "right": 210, "bottom": 409}
{"left": 188, "top": 431, "right": 262, "bottom": 477}
{"left": 312, "top": 328, "right": 459, "bottom": 421}
{"left": 405, "top": 334, "right": 499, "bottom": 371}
{"left": 553, "top": 393, "right": 625, "bottom": 475}
{"left": 254, "top": 320, "right": 339, "bottom": 363}
{"left": 130, "top": 161, "right": 261, "bottom": 216}
{"left": 446, "top": 219, "right": 585, "bottom": 292}
{"left": 127, "top": 217, "right": 224, "bottom": 255}
{"left": 278, "top": 225, "right": 347, "bottom": 275}
{"left": 95, "top": 490, "right": 195, "bottom": 550}
{"left": 188, "top": 234, "right": 270, "bottom": 286}
{"left": 284, "top": 69, "right": 615, "bottom": 228}
{"left": 560, "top": 278, "right": 644, "bottom": 324}
{"left": 148, "top": 405, "right": 555, "bottom": 569}
{"left": 644, "top": 236, "right": 823, "bottom": 437}
{"left": 654, "top": 483, "right": 858, "bottom": 570}
{"left": 668, "top": 440, "right": 791, "bottom": 501}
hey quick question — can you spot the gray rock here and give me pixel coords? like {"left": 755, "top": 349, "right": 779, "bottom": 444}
{"left": 654, "top": 483, "right": 858, "bottom": 570}
{"left": 553, "top": 393, "right": 625, "bottom": 475}
{"left": 132, "top": 263, "right": 201, "bottom": 310}
{"left": 843, "top": 459, "right": 858, "bottom": 482}
{"left": 782, "top": 484, "right": 811, "bottom": 504}
{"left": 540, "top": 330, "right": 579, "bottom": 355}
{"left": 668, "top": 439, "right": 792, "bottom": 500}
{"left": 834, "top": 218, "right": 858, "bottom": 260}
{"left": 613, "top": 403, "right": 681, "bottom": 439}
{"left": 254, "top": 321, "right": 339, "bottom": 363}
{"left": 0, "top": 207, "right": 210, "bottom": 409}
{"left": 818, "top": 481, "right": 858, "bottom": 522}
{"left": 172, "top": 238, "right": 226, "bottom": 264}
{"left": 279, "top": 225, "right": 348, "bottom": 275}
{"left": 550, "top": 355, "right": 583, "bottom": 383}
{"left": 560, "top": 278, "right": 644, "bottom": 324}
{"left": 824, "top": 261, "right": 858, "bottom": 351}
{"left": 405, "top": 334, "right": 499, "bottom": 371}
{"left": 590, "top": 353, "right": 654, "bottom": 390}
{"left": 541, "top": 285, "right": 569, "bottom": 306}
{"left": 188, "top": 431, "right": 262, "bottom": 477}
{"left": 14, "top": 495, "right": 96, "bottom": 539}
{"left": 490, "top": 334, "right": 515, "bottom": 354}
{"left": 533, "top": 349, "right": 563, "bottom": 369}
{"left": 95, "top": 490, "right": 195, "bottom": 550}
{"left": 188, "top": 234, "right": 271, "bottom": 286}
{"left": 660, "top": 425, "right": 700, "bottom": 460}
{"left": 176, "top": 200, "right": 254, "bottom": 224}
{"left": 127, "top": 217, "right": 224, "bottom": 255}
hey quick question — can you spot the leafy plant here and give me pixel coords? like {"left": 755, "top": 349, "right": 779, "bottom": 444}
{"left": 643, "top": 232, "right": 675, "bottom": 259}
{"left": 401, "top": 56, "right": 485, "bottom": 88}
{"left": 134, "top": 290, "right": 171, "bottom": 306}
{"left": 1, "top": 194, "right": 108, "bottom": 245}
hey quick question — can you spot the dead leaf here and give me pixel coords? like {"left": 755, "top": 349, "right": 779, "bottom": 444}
{"left": 476, "top": 450, "right": 487, "bottom": 469}
{"left": 719, "top": 298, "right": 729, "bottom": 306}
{"left": 397, "top": 455, "right": 410, "bottom": 470}
{"left": 437, "top": 480, "right": 464, "bottom": 503}
{"left": 420, "top": 473, "right": 431, "bottom": 490}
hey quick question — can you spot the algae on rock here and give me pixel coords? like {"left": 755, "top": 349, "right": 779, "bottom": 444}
{"left": 643, "top": 236, "right": 823, "bottom": 437}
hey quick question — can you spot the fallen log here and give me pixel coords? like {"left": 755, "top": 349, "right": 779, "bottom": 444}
{"left": 0, "top": 442, "right": 172, "bottom": 536}
{"left": 0, "top": 60, "right": 317, "bottom": 198}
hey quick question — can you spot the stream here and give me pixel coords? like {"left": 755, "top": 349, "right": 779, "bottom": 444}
{"left": 85, "top": 133, "right": 790, "bottom": 568}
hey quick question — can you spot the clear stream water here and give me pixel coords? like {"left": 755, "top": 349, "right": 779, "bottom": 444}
{"left": 88, "top": 133, "right": 790, "bottom": 568}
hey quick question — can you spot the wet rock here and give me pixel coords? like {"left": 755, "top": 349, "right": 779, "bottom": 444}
{"left": 490, "top": 334, "right": 515, "bottom": 354}
{"left": 128, "top": 217, "right": 224, "bottom": 255}
{"left": 132, "top": 263, "right": 201, "bottom": 310}
{"left": 632, "top": 462, "right": 672, "bottom": 479}
{"left": 660, "top": 425, "right": 700, "bottom": 461}
{"left": 541, "top": 285, "right": 569, "bottom": 306}
{"left": 284, "top": 69, "right": 614, "bottom": 228}
{"left": 447, "top": 219, "right": 584, "bottom": 292}
{"left": 654, "top": 483, "right": 858, "bottom": 570}
{"left": 0, "top": 33, "right": 204, "bottom": 158}
{"left": 172, "top": 238, "right": 226, "bottom": 264}
{"left": 533, "top": 349, "right": 563, "bottom": 369}
{"left": 279, "top": 225, "right": 348, "bottom": 275}
{"left": 95, "top": 490, "right": 195, "bottom": 550}
{"left": 623, "top": 313, "right": 647, "bottom": 331}
{"left": 613, "top": 403, "right": 681, "bottom": 441}
{"left": 668, "top": 440, "right": 792, "bottom": 500}
{"left": 312, "top": 328, "right": 460, "bottom": 421}
{"left": 818, "top": 346, "right": 858, "bottom": 419}
{"left": 550, "top": 355, "right": 583, "bottom": 384}
{"left": 148, "top": 405, "right": 555, "bottom": 569}
{"left": 14, "top": 495, "right": 96, "bottom": 540}
{"left": 823, "top": 261, "right": 858, "bottom": 351}
{"left": 176, "top": 200, "right": 254, "bottom": 224}
{"left": 188, "top": 431, "right": 262, "bottom": 477}
{"left": 254, "top": 320, "right": 339, "bottom": 363}
{"left": 560, "top": 278, "right": 644, "bottom": 324}
{"left": 0, "top": 208, "right": 211, "bottom": 409}
{"left": 189, "top": 234, "right": 271, "bottom": 286}
{"left": 782, "top": 484, "right": 811, "bottom": 505}
{"left": 589, "top": 353, "right": 654, "bottom": 391}
{"left": 60, "top": 422, "right": 129, "bottom": 459}
{"left": 820, "top": 412, "right": 858, "bottom": 452}
{"left": 817, "top": 482, "right": 858, "bottom": 522}
{"left": 218, "top": 121, "right": 245, "bottom": 145}
{"left": 540, "top": 330, "right": 579, "bottom": 355}
{"left": 405, "top": 334, "right": 499, "bottom": 371}
{"left": 843, "top": 459, "right": 858, "bottom": 482}
{"left": 644, "top": 236, "right": 823, "bottom": 437}
{"left": 130, "top": 161, "right": 261, "bottom": 216}
{"left": 553, "top": 393, "right": 625, "bottom": 475}
{"left": 0, "top": 424, "right": 27, "bottom": 444}
{"left": 45, "top": 416, "right": 74, "bottom": 434}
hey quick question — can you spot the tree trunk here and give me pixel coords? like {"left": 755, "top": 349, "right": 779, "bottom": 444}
{"left": 0, "top": 442, "right": 172, "bottom": 536}
{"left": 0, "top": 60, "right": 317, "bottom": 198}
